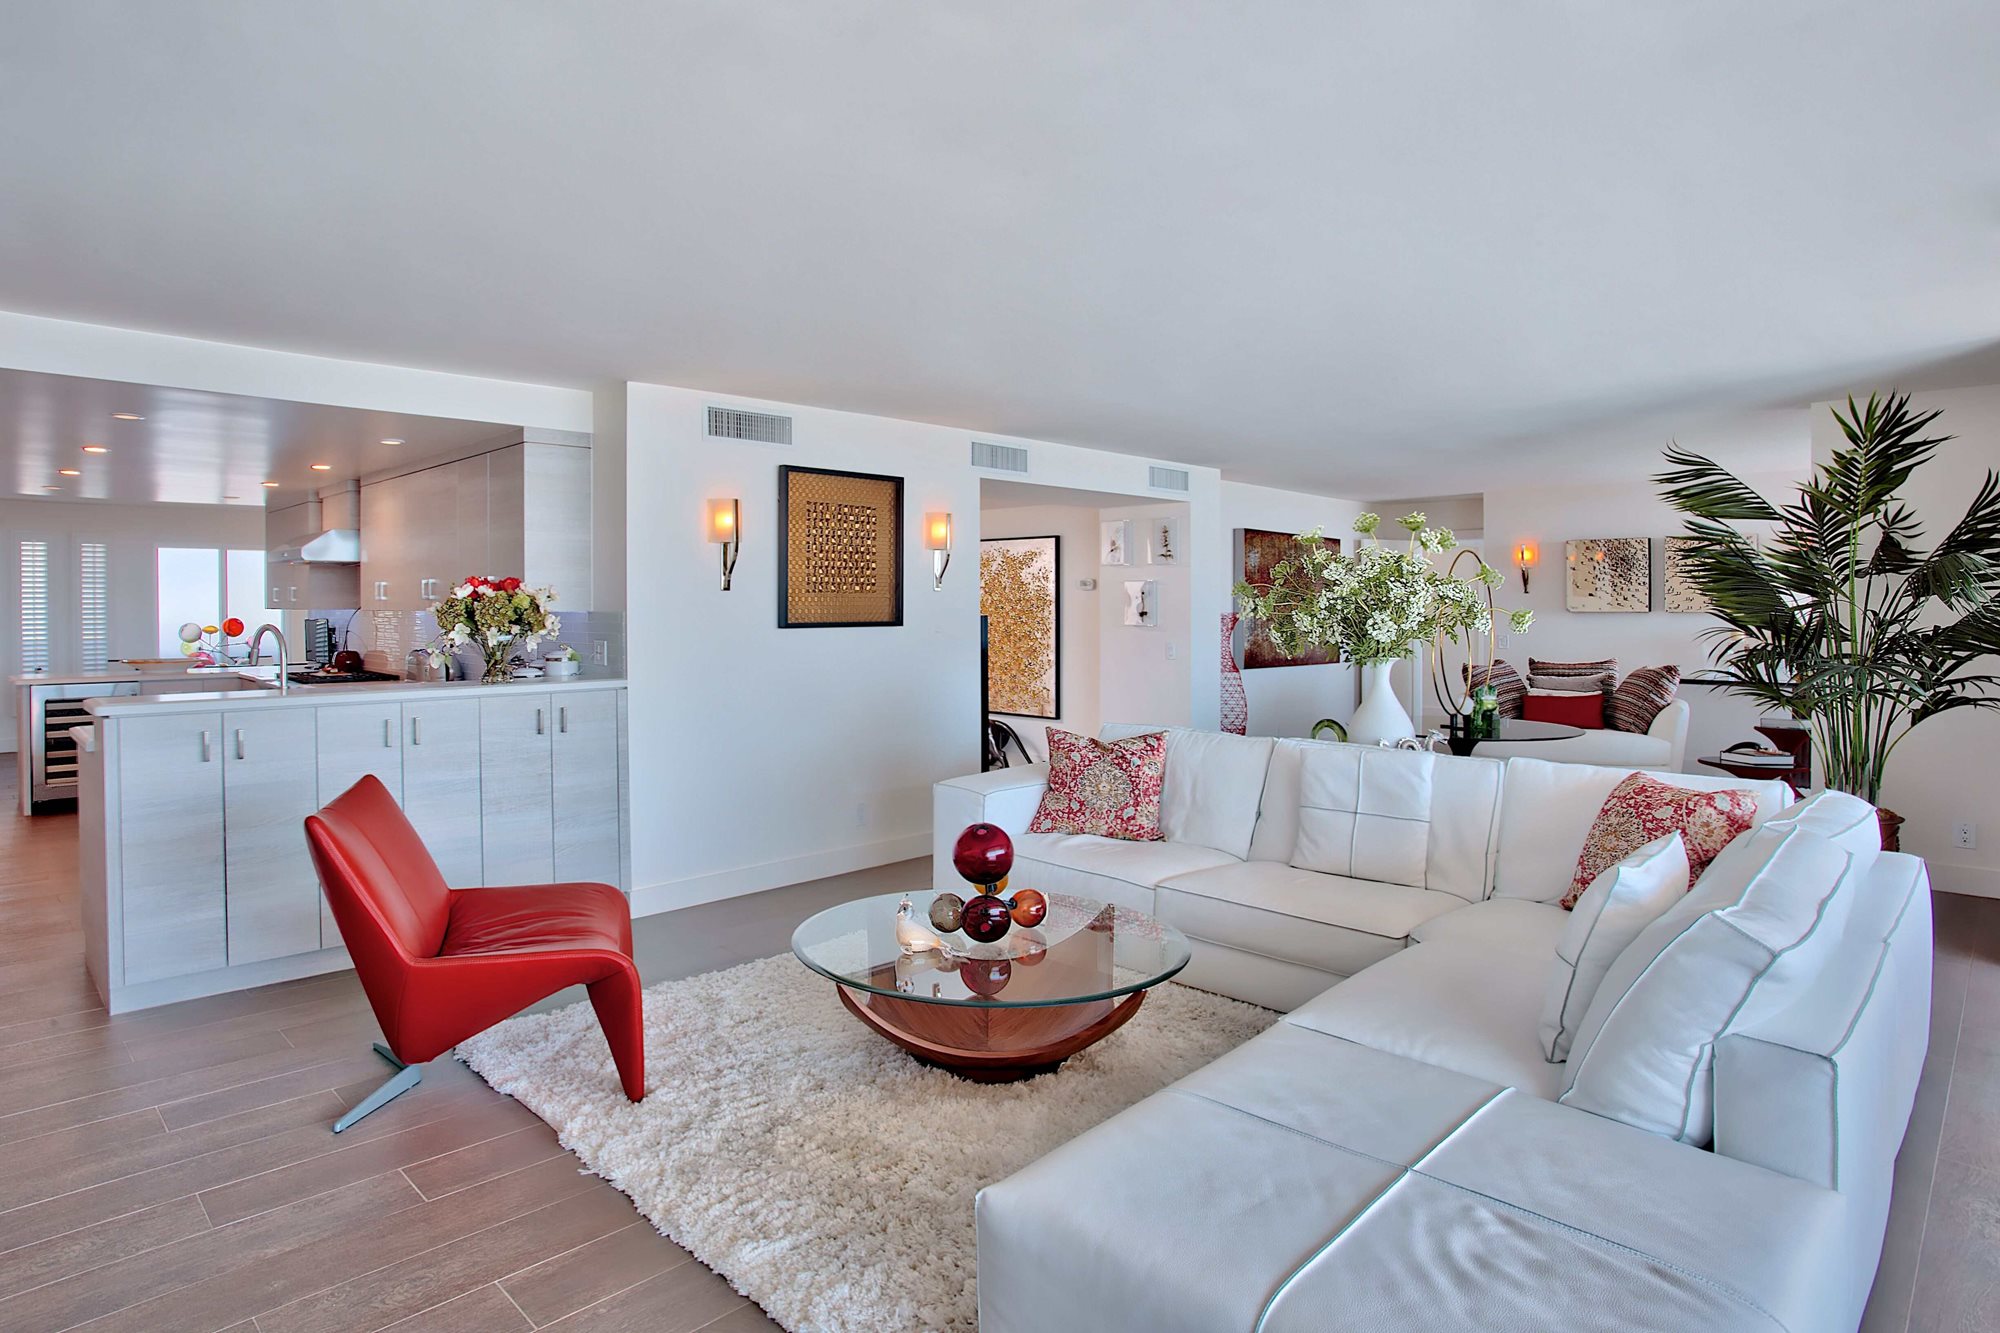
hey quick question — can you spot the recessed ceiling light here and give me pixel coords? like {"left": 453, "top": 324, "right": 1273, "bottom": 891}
{"left": 82, "top": 444, "right": 109, "bottom": 454}
{"left": 310, "top": 463, "right": 333, "bottom": 471}
{"left": 58, "top": 468, "right": 81, "bottom": 477}
{"left": 261, "top": 481, "right": 281, "bottom": 488}
{"left": 379, "top": 437, "right": 405, "bottom": 446}
{"left": 110, "top": 412, "right": 144, "bottom": 421}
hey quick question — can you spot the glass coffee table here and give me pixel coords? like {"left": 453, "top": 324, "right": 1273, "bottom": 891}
{"left": 792, "top": 890, "right": 1191, "bottom": 1082}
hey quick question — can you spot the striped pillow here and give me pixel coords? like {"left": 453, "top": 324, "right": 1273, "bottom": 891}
{"left": 1530, "top": 656, "right": 1618, "bottom": 680}
{"left": 1610, "top": 665, "right": 1680, "bottom": 733}
{"left": 1528, "top": 672, "right": 1615, "bottom": 693}
{"left": 1463, "top": 659, "right": 1525, "bottom": 718}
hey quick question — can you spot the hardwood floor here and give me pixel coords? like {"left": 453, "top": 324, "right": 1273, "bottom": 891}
{"left": 0, "top": 765, "right": 1994, "bottom": 1331}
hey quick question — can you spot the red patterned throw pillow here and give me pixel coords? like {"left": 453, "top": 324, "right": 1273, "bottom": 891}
{"left": 1029, "top": 728, "right": 1167, "bottom": 841}
{"left": 1565, "top": 772, "right": 1757, "bottom": 909}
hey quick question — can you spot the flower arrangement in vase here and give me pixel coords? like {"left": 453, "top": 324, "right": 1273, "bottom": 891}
{"left": 426, "top": 576, "right": 560, "bottom": 684}
{"left": 1234, "top": 513, "right": 1532, "bottom": 744}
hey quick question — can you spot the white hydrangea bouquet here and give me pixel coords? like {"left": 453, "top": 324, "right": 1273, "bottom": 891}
{"left": 1235, "top": 512, "right": 1532, "bottom": 741}
{"left": 427, "top": 575, "right": 560, "bottom": 684}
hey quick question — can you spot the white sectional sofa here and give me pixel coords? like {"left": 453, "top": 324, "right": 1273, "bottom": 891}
{"left": 1476, "top": 695, "right": 1691, "bottom": 769}
{"left": 933, "top": 728, "right": 1931, "bottom": 1333}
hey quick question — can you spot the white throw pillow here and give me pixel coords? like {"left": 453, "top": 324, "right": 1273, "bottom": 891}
{"left": 1099, "top": 725, "right": 1274, "bottom": 860}
{"left": 1558, "top": 822, "right": 1855, "bottom": 1145}
{"left": 1291, "top": 746, "right": 1433, "bottom": 888}
{"left": 1763, "top": 788, "right": 1881, "bottom": 873}
{"left": 1538, "top": 833, "right": 1689, "bottom": 1063}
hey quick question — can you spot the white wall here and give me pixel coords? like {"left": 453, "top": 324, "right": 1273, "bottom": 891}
{"left": 1219, "top": 481, "right": 1366, "bottom": 738}
{"left": 1097, "top": 502, "right": 1193, "bottom": 731}
{"left": 977, "top": 503, "right": 1103, "bottom": 761}
{"left": 1, "top": 497, "right": 265, "bottom": 749}
{"left": 1482, "top": 454, "right": 1807, "bottom": 771}
{"left": 1811, "top": 385, "right": 2000, "bottom": 898}
{"left": 621, "top": 383, "right": 1223, "bottom": 912}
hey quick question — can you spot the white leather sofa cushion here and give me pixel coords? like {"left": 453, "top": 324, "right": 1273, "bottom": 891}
{"left": 1283, "top": 934, "right": 1565, "bottom": 1098}
{"left": 1249, "top": 740, "right": 1503, "bottom": 902}
{"left": 1492, "top": 756, "right": 1792, "bottom": 903}
{"left": 1765, "top": 787, "right": 1882, "bottom": 872}
{"left": 1157, "top": 861, "right": 1463, "bottom": 977}
{"left": 1560, "top": 822, "right": 1856, "bottom": 1144}
{"left": 1290, "top": 744, "right": 1433, "bottom": 886}
{"left": 1011, "top": 833, "right": 1238, "bottom": 917}
{"left": 1407, "top": 897, "right": 1566, "bottom": 956}
{"left": 1100, "top": 724, "right": 1273, "bottom": 860}
{"left": 1539, "top": 833, "right": 1689, "bottom": 1063}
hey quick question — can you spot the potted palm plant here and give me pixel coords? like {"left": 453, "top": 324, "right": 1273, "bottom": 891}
{"left": 1655, "top": 392, "right": 2000, "bottom": 849}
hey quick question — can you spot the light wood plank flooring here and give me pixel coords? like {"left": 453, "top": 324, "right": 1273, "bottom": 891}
{"left": 0, "top": 767, "right": 1993, "bottom": 1331}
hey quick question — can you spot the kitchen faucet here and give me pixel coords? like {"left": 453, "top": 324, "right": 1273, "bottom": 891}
{"left": 246, "top": 623, "right": 292, "bottom": 695}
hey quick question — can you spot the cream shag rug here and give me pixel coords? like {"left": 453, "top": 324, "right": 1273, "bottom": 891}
{"left": 456, "top": 953, "right": 1273, "bottom": 1333}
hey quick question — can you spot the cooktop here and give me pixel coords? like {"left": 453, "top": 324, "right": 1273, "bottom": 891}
{"left": 285, "top": 669, "right": 404, "bottom": 685}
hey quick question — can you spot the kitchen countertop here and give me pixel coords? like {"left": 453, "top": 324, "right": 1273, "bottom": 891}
{"left": 84, "top": 669, "right": 626, "bottom": 717}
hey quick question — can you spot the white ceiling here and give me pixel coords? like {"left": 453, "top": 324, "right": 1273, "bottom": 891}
{"left": 2, "top": 4, "right": 1997, "bottom": 496}
{"left": 0, "top": 368, "right": 511, "bottom": 506}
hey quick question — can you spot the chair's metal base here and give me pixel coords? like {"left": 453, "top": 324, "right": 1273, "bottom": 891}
{"left": 332, "top": 1042, "right": 422, "bottom": 1133}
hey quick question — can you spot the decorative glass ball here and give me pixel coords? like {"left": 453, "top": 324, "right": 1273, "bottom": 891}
{"left": 952, "top": 823, "right": 1015, "bottom": 887}
{"left": 962, "top": 958, "right": 1013, "bottom": 997}
{"left": 1007, "top": 888, "right": 1047, "bottom": 928}
{"left": 928, "top": 892, "right": 966, "bottom": 934}
{"left": 960, "top": 894, "right": 1014, "bottom": 943}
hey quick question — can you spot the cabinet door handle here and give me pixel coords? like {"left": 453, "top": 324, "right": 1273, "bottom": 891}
{"left": 199, "top": 730, "right": 212, "bottom": 762}
{"left": 234, "top": 728, "right": 245, "bottom": 760}
{"left": 536, "top": 708, "right": 545, "bottom": 736}
{"left": 411, "top": 715, "right": 423, "bottom": 745}
{"left": 383, "top": 717, "right": 393, "bottom": 747}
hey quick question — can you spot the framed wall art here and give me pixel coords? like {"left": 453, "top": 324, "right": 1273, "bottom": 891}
{"left": 1238, "top": 528, "right": 1338, "bottom": 669}
{"left": 1663, "top": 536, "right": 1711, "bottom": 613}
{"left": 1144, "top": 515, "right": 1181, "bottom": 565}
{"left": 1100, "top": 519, "right": 1133, "bottom": 566}
{"left": 1564, "top": 537, "right": 1652, "bottom": 612}
{"left": 979, "top": 535, "right": 1060, "bottom": 718}
{"left": 777, "top": 465, "right": 904, "bottom": 627}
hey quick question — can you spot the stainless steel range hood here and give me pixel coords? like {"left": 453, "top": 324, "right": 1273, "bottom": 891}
{"left": 293, "top": 482, "right": 361, "bottom": 564}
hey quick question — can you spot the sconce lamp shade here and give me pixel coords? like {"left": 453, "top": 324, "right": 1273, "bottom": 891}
{"left": 925, "top": 512, "right": 954, "bottom": 551}
{"left": 1514, "top": 541, "right": 1537, "bottom": 594}
{"left": 707, "top": 498, "right": 741, "bottom": 591}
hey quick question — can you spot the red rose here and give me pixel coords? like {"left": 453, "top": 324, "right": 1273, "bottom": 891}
{"left": 500, "top": 577, "right": 522, "bottom": 591}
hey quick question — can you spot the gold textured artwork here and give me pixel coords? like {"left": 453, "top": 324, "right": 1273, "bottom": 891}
{"left": 779, "top": 466, "right": 904, "bottom": 627}
{"left": 981, "top": 535, "right": 1060, "bottom": 718}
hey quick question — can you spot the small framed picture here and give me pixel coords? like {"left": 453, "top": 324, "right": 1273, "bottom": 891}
{"left": 1100, "top": 519, "right": 1133, "bottom": 566}
{"left": 1144, "top": 516, "right": 1181, "bottom": 565}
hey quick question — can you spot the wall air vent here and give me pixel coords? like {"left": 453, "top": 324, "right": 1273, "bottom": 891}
{"left": 970, "top": 440, "right": 1030, "bottom": 474}
{"left": 1148, "top": 465, "right": 1191, "bottom": 493}
{"left": 707, "top": 406, "right": 792, "bottom": 445}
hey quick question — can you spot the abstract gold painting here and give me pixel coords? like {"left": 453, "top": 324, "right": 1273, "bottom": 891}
{"left": 980, "top": 535, "right": 1060, "bottom": 718}
{"left": 779, "top": 466, "right": 904, "bottom": 627}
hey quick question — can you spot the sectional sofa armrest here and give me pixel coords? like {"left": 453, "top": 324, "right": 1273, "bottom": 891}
{"left": 933, "top": 766, "right": 1049, "bottom": 886}
{"left": 1648, "top": 698, "right": 1690, "bottom": 771}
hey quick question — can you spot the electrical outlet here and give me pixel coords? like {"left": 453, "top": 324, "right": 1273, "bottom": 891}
{"left": 1953, "top": 820, "right": 1978, "bottom": 850}
{"left": 855, "top": 801, "right": 869, "bottom": 829}
{"left": 1165, "top": 640, "right": 1178, "bottom": 660}
{"left": 591, "top": 639, "right": 609, "bottom": 666}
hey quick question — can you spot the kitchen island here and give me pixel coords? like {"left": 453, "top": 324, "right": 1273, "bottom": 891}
{"left": 77, "top": 672, "right": 629, "bottom": 1014}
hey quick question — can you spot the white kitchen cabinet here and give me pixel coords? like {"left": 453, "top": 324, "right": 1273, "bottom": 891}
{"left": 488, "top": 442, "right": 593, "bottom": 608}
{"left": 552, "top": 689, "right": 621, "bottom": 885}
{"left": 266, "top": 497, "right": 361, "bottom": 610}
{"left": 479, "top": 692, "right": 555, "bottom": 883}
{"left": 403, "top": 697, "right": 484, "bottom": 887}
{"left": 222, "top": 709, "right": 323, "bottom": 965}
{"left": 117, "top": 712, "right": 226, "bottom": 985}
{"left": 359, "top": 470, "right": 413, "bottom": 609}
{"left": 314, "top": 701, "right": 405, "bottom": 943}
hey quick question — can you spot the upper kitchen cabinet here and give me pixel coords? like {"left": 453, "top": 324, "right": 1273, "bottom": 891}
{"left": 361, "top": 437, "right": 591, "bottom": 611}
{"left": 266, "top": 484, "right": 363, "bottom": 610}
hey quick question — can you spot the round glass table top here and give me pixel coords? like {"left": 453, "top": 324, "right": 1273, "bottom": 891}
{"left": 791, "top": 890, "right": 1191, "bottom": 1008}
{"left": 1482, "top": 718, "right": 1584, "bottom": 741}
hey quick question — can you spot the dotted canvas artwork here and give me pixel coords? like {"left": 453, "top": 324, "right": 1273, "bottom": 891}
{"left": 780, "top": 466, "right": 903, "bottom": 626}
{"left": 980, "top": 536, "right": 1060, "bottom": 718}
{"left": 1564, "top": 537, "right": 1653, "bottom": 613}
{"left": 1663, "top": 536, "right": 1711, "bottom": 613}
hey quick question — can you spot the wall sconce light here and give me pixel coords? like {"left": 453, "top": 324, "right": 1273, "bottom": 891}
{"left": 707, "top": 498, "right": 741, "bottom": 591}
{"left": 925, "top": 511, "right": 953, "bottom": 590}
{"left": 1513, "top": 541, "right": 1538, "bottom": 593}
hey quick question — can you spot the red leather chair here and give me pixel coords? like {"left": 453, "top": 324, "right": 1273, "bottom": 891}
{"left": 305, "top": 774, "right": 646, "bottom": 1132}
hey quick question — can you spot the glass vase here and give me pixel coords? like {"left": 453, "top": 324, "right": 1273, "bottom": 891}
{"left": 480, "top": 647, "right": 513, "bottom": 685}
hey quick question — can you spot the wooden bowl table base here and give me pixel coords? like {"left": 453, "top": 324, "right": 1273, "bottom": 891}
{"left": 836, "top": 984, "right": 1147, "bottom": 1082}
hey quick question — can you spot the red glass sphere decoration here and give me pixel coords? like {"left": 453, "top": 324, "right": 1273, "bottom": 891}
{"left": 1007, "top": 888, "right": 1048, "bottom": 928}
{"left": 928, "top": 892, "right": 966, "bottom": 934}
{"left": 960, "top": 894, "right": 1014, "bottom": 943}
{"left": 952, "top": 823, "right": 1015, "bottom": 887}
{"left": 962, "top": 957, "right": 1012, "bottom": 997}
